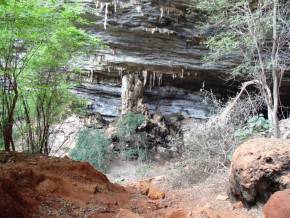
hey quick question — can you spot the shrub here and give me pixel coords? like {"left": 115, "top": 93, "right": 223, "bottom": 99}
{"left": 69, "top": 128, "right": 111, "bottom": 172}
{"left": 124, "top": 146, "right": 149, "bottom": 161}
{"left": 116, "top": 112, "right": 149, "bottom": 161}
{"left": 234, "top": 114, "right": 271, "bottom": 140}
{"left": 168, "top": 94, "right": 265, "bottom": 188}
{"left": 116, "top": 112, "right": 145, "bottom": 138}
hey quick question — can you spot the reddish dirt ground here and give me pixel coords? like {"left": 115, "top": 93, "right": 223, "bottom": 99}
{"left": 0, "top": 153, "right": 261, "bottom": 218}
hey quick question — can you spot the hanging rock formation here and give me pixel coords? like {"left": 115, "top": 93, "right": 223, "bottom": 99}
{"left": 70, "top": 0, "right": 290, "bottom": 117}
{"left": 121, "top": 73, "right": 147, "bottom": 115}
{"left": 74, "top": 0, "right": 239, "bottom": 85}
{"left": 69, "top": 0, "right": 236, "bottom": 118}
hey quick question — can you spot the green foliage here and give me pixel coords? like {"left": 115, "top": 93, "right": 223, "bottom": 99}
{"left": 234, "top": 115, "right": 271, "bottom": 140}
{"left": 69, "top": 128, "right": 111, "bottom": 172}
{"left": 196, "top": 0, "right": 275, "bottom": 76}
{"left": 124, "top": 147, "right": 139, "bottom": 160}
{"left": 0, "top": 137, "right": 3, "bottom": 151}
{"left": 116, "top": 112, "right": 149, "bottom": 161}
{"left": 124, "top": 146, "right": 149, "bottom": 161}
{"left": 116, "top": 112, "right": 145, "bottom": 138}
{"left": 0, "top": 0, "right": 103, "bottom": 152}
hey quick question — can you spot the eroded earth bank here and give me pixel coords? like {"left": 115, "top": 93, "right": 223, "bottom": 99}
{"left": 1, "top": 137, "right": 290, "bottom": 218}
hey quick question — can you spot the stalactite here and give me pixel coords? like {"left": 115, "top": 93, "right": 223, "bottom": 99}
{"left": 90, "top": 69, "right": 93, "bottom": 82}
{"left": 118, "top": 67, "right": 123, "bottom": 78}
{"left": 95, "top": 0, "right": 99, "bottom": 9}
{"left": 99, "top": 2, "right": 104, "bottom": 12}
{"left": 104, "top": 3, "right": 108, "bottom": 30}
{"left": 158, "top": 73, "right": 163, "bottom": 86}
{"left": 142, "top": 70, "right": 148, "bottom": 86}
{"left": 153, "top": 71, "right": 156, "bottom": 87}
{"left": 114, "top": 0, "right": 117, "bottom": 13}
{"left": 149, "top": 73, "right": 153, "bottom": 90}
{"left": 136, "top": 4, "right": 142, "bottom": 13}
{"left": 160, "top": 7, "right": 164, "bottom": 21}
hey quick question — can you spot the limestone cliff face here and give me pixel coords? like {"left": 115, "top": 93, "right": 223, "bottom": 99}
{"left": 70, "top": 0, "right": 290, "bottom": 118}
{"left": 74, "top": 0, "right": 238, "bottom": 88}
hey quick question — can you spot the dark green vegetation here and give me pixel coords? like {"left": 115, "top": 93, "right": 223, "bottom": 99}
{"left": 0, "top": 0, "right": 101, "bottom": 154}
{"left": 116, "top": 112, "right": 149, "bottom": 161}
{"left": 116, "top": 112, "right": 145, "bottom": 138}
{"left": 69, "top": 112, "right": 147, "bottom": 171}
{"left": 234, "top": 115, "right": 271, "bottom": 140}
{"left": 69, "top": 128, "right": 111, "bottom": 172}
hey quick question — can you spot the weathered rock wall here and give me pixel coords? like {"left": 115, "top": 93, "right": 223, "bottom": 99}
{"left": 70, "top": 0, "right": 290, "bottom": 117}
{"left": 73, "top": 82, "right": 212, "bottom": 119}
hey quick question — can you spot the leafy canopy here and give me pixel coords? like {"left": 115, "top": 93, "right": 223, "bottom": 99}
{"left": 0, "top": 0, "right": 103, "bottom": 152}
{"left": 196, "top": 0, "right": 278, "bottom": 76}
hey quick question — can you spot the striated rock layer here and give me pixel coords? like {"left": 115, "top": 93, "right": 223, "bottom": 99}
{"left": 73, "top": 82, "right": 212, "bottom": 119}
{"left": 70, "top": 0, "right": 290, "bottom": 117}
{"left": 73, "top": 0, "right": 240, "bottom": 90}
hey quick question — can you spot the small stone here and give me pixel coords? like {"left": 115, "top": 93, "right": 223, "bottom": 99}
{"left": 147, "top": 186, "right": 165, "bottom": 200}
{"left": 233, "top": 201, "right": 244, "bottom": 210}
{"left": 216, "top": 194, "right": 229, "bottom": 201}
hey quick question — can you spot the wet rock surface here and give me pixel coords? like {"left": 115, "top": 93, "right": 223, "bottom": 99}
{"left": 229, "top": 138, "right": 290, "bottom": 206}
{"left": 69, "top": 0, "right": 241, "bottom": 121}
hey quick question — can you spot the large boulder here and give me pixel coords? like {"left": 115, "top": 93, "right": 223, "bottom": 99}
{"left": 263, "top": 189, "right": 290, "bottom": 218}
{"left": 229, "top": 138, "right": 290, "bottom": 206}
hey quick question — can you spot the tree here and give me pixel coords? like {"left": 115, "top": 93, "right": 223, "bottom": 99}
{"left": 198, "top": 0, "right": 290, "bottom": 138}
{"left": 0, "top": 0, "right": 101, "bottom": 152}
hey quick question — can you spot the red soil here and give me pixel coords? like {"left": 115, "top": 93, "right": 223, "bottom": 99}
{"left": 0, "top": 153, "right": 257, "bottom": 218}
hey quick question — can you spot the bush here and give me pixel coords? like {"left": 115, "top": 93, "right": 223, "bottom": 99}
{"left": 116, "top": 112, "right": 145, "bottom": 138}
{"left": 234, "top": 114, "right": 271, "bottom": 140}
{"left": 116, "top": 112, "right": 149, "bottom": 161}
{"left": 69, "top": 128, "right": 111, "bottom": 172}
{"left": 124, "top": 145, "right": 149, "bottom": 161}
{"left": 168, "top": 94, "right": 265, "bottom": 188}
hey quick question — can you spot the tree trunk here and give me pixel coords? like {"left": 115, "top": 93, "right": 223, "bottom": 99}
{"left": 271, "top": 0, "right": 280, "bottom": 138}
{"left": 3, "top": 87, "right": 18, "bottom": 152}
{"left": 121, "top": 73, "right": 147, "bottom": 115}
{"left": 22, "top": 99, "right": 35, "bottom": 152}
{"left": 3, "top": 118, "right": 16, "bottom": 152}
